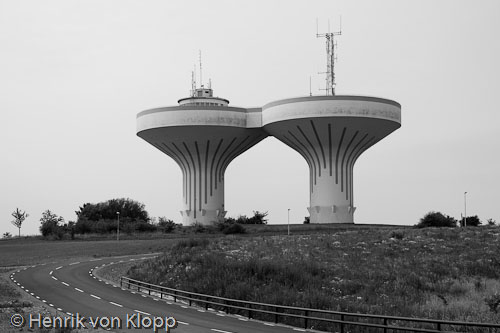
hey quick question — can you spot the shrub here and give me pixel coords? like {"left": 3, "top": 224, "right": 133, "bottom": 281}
{"left": 222, "top": 223, "right": 246, "bottom": 235}
{"left": 416, "top": 211, "right": 457, "bottom": 228}
{"left": 461, "top": 215, "right": 482, "bottom": 227}
{"left": 390, "top": 230, "right": 404, "bottom": 240}
{"left": 485, "top": 293, "right": 500, "bottom": 313}
{"left": 158, "top": 217, "right": 177, "bottom": 233}
{"left": 2, "top": 232, "right": 12, "bottom": 239}
{"left": 303, "top": 216, "right": 310, "bottom": 224}
{"left": 224, "top": 211, "right": 268, "bottom": 225}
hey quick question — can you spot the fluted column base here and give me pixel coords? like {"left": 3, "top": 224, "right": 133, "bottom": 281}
{"left": 307, "top": 205, "right": 356, "bottom": 223}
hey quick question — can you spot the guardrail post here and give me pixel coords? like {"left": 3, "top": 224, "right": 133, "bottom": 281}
{"left": 340, "top": 314, "right": 345, "bottom": 333}
{"left": 248, "top": 304, "right": 252, "bottom": 319}
{"left": 437, "top": 322, "right": 441, "bottom": 331}
{"left": 138, "top": 282, "right": 141, "bottom": 292}
{"left": 205, "top": 297, "right": 209, "bottom": 310}
{"left": 160, "top": 287, "right": 163, "bottom": 299}
{"left": 128, "top": 279, "right": 130, "bottom": 289}
{"left": 274, "top": 307, "right": 278, "bottom": 324}
{"left": 383, "top": 318, "right": 387, "bottom": 333}
{"left": 120, "top": 277, "right": 122, "bottom": 288}
{"left": 304, "top": 310, "right": 309, "bottom": 329}
{"left": 225, "top": 300, "right": 228, "bottom": 314}
{"left": 148, "top": 286, "right": 151, "bottom": 295}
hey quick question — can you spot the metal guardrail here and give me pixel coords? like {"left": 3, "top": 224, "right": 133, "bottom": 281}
{"left": 120, "top": 276, "right": 500, "bottom": 333}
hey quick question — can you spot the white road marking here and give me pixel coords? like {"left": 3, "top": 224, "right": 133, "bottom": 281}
{"left": 55, "top": 266, "right": 62, "bottom": 270}
{"left": 57, "top": 308, "right": 62, "bottom": 311}
{"left": 25, "top": 289, "right": 29, "bottom": 292}
{"left": 52, "top": 276, "right": 58, "bottom": 281}
{"left": 74, "top": 288, "right": 84, "bottom": 293}
{"left": 181, "top": 306, "right": 188, "bottom": 309}
{"left": 49, "top": 271, "right": 53, "bottom": 275}
{"left": 197, "top": 309, "right": 205, "bottom": 313}
{"left": 69, "top": 262, "right": 80, "bottom": 265}
{"left": 30, "top": 293, "right": 34, "bottom": 296}
{"left": 61, "top": 282, "right": 69, "bottom": 287}
{"left": 134, "top": 310, "right": 151, "bottom": 316}
{"left": 216, "top": 314, "right": 225, "bottom": 317}
{"left": 264, "top": 323, "right": 275, "bottom": 326}
{"left": 90, "top": 258, "right": 102, "bottom": 261}
{"left": 90, "top": 294, "right": 101, "bottom": 300}
{"left": 177, "top": 321, "right": 189, "bottom": 325}
{"left": 35, "top": 296, "right": 40, "bottom": 299}
{"left": 238, "top": 318, "right": 248, "bottom": 321}
{"left": 211, "top": 329, "right": 233, "bottom": 333}
{"left": 109, "top": 301, "right": 123, "bottom": 307}
{"left": 49, "top": 303, "right": 54, "bottom": 307}
{"left": 293, "top": 329, "right": 306, "bottom": 332}
{"left": 66, "top": 312, "right": 72, "bottom": 316}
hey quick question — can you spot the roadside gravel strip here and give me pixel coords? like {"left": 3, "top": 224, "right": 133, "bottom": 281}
{"left": 9, "top": 254, "right": 319, "bottom": 333}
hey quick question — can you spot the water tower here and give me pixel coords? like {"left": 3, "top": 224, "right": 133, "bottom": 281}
{"left": 262, "top": 96, "right": 401, "bottom": 223}
{"left": 137, "top": 81, "right": 267, "bottom": 225}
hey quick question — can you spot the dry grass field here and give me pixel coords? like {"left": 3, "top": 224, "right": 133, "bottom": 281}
{"left": 127, "top": 226, "right": 500, "bottom": 331}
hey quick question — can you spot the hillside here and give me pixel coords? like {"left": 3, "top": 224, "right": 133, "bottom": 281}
{"left": 127, "top": 226, "right": 500, "bottom": 329}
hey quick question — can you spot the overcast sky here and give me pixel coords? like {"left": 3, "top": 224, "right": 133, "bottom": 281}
{"left": 1, "top": 0, "right": 499, "bottom": 236}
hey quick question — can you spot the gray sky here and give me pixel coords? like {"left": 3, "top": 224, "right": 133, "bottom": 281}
{"left": 1, "top": 0, "right": 499, "bottom": 236}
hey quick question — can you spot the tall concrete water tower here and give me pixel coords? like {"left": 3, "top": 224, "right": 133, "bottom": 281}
{"left": 262, "top": 96, "right": 401, "bottom": 223}
{"left": 137, "top": 84, "right": 267, "bottom": 225}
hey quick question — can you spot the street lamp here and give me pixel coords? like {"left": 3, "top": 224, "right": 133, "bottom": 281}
{"left": 116, "top": 212, "right": 120, "bottom": 241}
{"left": 464, "top": 192, "right": 467, "bottom": 227}
{"left": 287, "top": 209, "right": 290, "bottom": 236}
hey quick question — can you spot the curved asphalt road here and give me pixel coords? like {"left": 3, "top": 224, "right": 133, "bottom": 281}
{"left": 11, "top": 255, "right": 312, "bottom": 333}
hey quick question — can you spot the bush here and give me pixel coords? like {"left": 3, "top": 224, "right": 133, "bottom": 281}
{"left": 485, "top": 293, "right": 500, "bottom": 313}
{"left": 2, "top": 232, "right": 12, "bottom": 239}
{"left": 416, "top": 211, "right": 457, "bottom": 228}
{"left": 158, "top": 217, "right": 177, "bottom": 233}
{"left": 224, "top": 211, "right": 268, "bottom": 225}
{"left": 461, "top": 215, "right": 482, "bottom": 227}
{"left": 222, "top": 223, "right": 246, "bottom": 235}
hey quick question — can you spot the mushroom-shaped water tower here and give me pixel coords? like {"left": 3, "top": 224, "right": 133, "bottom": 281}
{"left": 137, "top": 85, "right": 267, "bottom": 225}
{"left": 262, "top": 96, "right": 401, "bottom": 223}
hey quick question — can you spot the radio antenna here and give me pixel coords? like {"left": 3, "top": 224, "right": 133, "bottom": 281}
{"left": 199, "top": 50, "right": 203, "bottom": 88}
{"left": 316, "top": 17, "right": 342, "bottom": 95}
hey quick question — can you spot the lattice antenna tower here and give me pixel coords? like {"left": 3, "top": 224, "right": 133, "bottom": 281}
{"left": 316, "top": 18, "right": 342, "bottom": 95}
{"left": 199, "top": 50, "right": 204, "bottom": 88}
{"left": 191, "top": 65, "right": 197, "bottom": 97}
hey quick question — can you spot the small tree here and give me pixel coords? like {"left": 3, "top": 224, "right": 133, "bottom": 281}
{"left": 487, "top": 218, "right": 497, "bottom": 226}
{"left": 416, "top": 211, "right": 457, "bottom": 228}
{"left": 3, "top": 232, "right": 12, "bottom": 239}
{"left": 11, "top": 208, "right": 29, "bottom": 237}
{"left": 39, "top": 210, "right": 65, "bottom": 238}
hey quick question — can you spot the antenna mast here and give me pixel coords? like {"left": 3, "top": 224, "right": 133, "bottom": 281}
{"left": 199, "top": 50, "right": 203, "bottom": 88}
{"left": 316, "top": 18, "right": 342, "bottom": 95}
{"left": 191, "top": 66, "right": 196, "bottom": 97}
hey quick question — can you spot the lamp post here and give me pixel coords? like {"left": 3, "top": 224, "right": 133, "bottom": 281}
{"left": 464, "top": 192, "right": 467, "bottom": 227}
{"left": 116, "top": 212, "right": 120, "bottom": 241}
{"left": 287, "top": 209, "right": 290, "bottom": 236}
